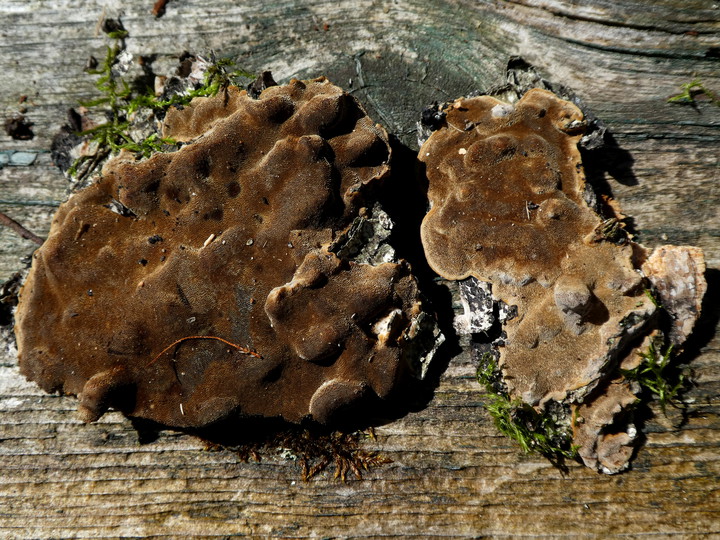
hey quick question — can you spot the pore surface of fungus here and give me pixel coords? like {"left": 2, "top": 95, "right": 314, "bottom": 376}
{"left": 420, "top": 89, "right": 706, "bottom": 472}
{"left": 15, "top": 78, "right": 434, "bottom": 429}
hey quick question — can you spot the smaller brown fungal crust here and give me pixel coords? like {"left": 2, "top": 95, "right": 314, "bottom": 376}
{"left": 420, "top": 90, "right": 595, "bottom": 286}
{"left": 572, "top": 379, "right": 639, "bottom": 474}
{"left": 421, "top": 89, "right": 653, "bottom": 407}
{"left": 420, "top": 88, "right": 706, "bottom": 472}
{"left": 15, "top": 77, "right": 432, "bottom": 430}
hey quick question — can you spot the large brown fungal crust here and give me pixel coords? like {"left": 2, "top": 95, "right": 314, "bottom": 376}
{"left": 15, "top": 78, "right": 426, "bottom": 429}
{"left": 420, "top": 89, "right": 706, "bottom": 472}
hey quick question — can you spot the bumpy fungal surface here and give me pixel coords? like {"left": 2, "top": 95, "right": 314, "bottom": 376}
{"left": 420, "top": 88, "right": 706, "bottom": 472}
{"left": 15, "top": 78, "right": 435, "bottom": 429}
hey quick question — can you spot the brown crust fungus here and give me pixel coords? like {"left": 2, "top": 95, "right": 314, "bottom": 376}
{"left": 15, "top": 78, "right": 437, "bottom": 429}
{"left": 420, "top": 88, "right": 706, "bottom": 472}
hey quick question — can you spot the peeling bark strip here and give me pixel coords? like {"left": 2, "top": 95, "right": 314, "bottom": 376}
{"left": 0, "top": 211, "right": 44, "bottom": 245}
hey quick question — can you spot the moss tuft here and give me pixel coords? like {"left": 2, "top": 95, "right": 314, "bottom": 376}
{"left": 69, "top": 33, "right": 254, "bottom": 181}
{"left": 668, "top": 79, "right": 719, "bottom": 107}
{"left": 477, "top": 353, "right": 577, "bottom": 461}
{"left": 621, "top": 338, "right": 688, "bottom": 415}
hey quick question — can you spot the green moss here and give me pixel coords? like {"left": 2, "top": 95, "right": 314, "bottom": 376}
{"left": 668, "top": 79, "right": 719, "bottom": 107}
{"left": 124, "top": 57, "right": 254, "bottom": 116}
{"left": 644, "top": 287, "right": 661, "bottom": 309}
{"left": 69, "top": 34, "right": 254, "bottom": 180}
{"left": 621, "top": 339, "right": 687, "bottom": 415}
{"left": 477, "top": 353, "right": 577, "bottom": 460}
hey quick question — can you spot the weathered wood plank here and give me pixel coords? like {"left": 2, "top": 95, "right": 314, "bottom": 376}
{"left": 0, "top": 0, "right": 718, "bottom": 537}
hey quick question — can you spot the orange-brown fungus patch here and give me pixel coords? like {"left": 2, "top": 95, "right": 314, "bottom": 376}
{"left": 421, "top": 88, "right": 706, "bottom": 472}
{"left": 421, "top": 89, "right": 654, "bottom": 406}
{"left": 15, "top": 78, "right": 426, "bottom": 429}
{"left": 421, "top": 89, "right": 597, "bottom": 285}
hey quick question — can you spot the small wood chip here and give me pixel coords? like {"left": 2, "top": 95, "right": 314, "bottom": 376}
{"left": 152, "top": 0, "right": 169, "bottom": 18}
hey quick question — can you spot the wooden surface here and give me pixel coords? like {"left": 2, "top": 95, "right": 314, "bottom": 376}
{"left": 1, "top": 0, "right": 719, "bottom": 537}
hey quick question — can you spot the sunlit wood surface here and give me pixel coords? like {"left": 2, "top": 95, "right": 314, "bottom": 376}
{"left": 0, "top": 1, "right": 718, "bottom": 537}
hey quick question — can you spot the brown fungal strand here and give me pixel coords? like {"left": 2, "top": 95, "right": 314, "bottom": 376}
{"left": 420, "top": 89, "right": 706, "bottom": 473}
{"left": 15, "top": 77, "right": 434, "bottom": 429}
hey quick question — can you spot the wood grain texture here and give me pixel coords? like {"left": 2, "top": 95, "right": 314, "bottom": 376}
{"left": 0, "top": 0, "right": 718, "bottom": 537}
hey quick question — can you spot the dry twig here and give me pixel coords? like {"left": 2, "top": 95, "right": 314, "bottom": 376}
{"left": 0, "top": 211, "right": 44, "bottom": 245}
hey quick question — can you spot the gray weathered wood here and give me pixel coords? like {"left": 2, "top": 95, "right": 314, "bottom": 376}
{"left": 1, "top": 0, "right": 718, "bottom": 537}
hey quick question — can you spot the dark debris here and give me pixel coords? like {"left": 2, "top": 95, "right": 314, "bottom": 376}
{"left": 152, "top": 0, "right": 170, "bottom": 18}
{"left": 4, "top": 114, "right": 34, "bottom": 141}
{"left": 247, "top": 71, "right": 278, "bottom": 99}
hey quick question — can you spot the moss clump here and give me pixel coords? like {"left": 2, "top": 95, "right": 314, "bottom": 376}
{"left": 668, "top": 79, "right": 719, "bottom": 107}
{"left": 621, "top": 338, "right": 688, "bottom": 415}
{"left": 69, "top": 32, "right": 253, "bottom": 181}
{"left": 477, "top": 353, "right": 577, "bottom": 461}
